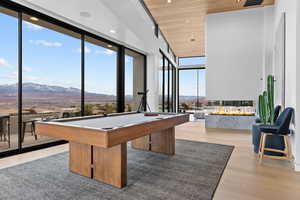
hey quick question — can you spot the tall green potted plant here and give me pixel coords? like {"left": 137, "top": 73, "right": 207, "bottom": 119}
{"left": 258, "top": 75, "right": 275, "bottom": 124}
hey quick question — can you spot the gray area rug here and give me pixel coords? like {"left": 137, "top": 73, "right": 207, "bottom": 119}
{"left": 0, "top": 140, "right": 234, "bottom": 200}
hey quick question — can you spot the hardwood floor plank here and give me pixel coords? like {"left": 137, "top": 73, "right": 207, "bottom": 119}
{"left": 0, "top": 121, "right": 299, "bottom": 199}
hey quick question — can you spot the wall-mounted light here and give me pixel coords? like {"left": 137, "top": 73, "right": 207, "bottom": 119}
{"left": 107, "top": 44, "right": 113, "bottom": 48}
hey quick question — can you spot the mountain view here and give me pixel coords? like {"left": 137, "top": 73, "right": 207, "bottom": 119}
{"left": 0, "top": 83, "right": 206, "bottom": 114}
{"left": 0, "top": 82, "right": 115, "bottom": 98}
{"left": 0, "top": 82, "right": 123, "bottom": 114}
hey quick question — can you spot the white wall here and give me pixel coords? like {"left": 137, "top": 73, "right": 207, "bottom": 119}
{"left": 295, "top": 0, "right": 300, "bottom": 171}
{"left": 273, "top": 0, "right": 299, "bottom": 171}
{"left": 263, "top": 6, "right": 275, "bottom": 89}
{"left": 11, "top": 0, "right": 176, "bottom": 112}
{"left": 206, "top": 7, "right": 273, "bottom": 101}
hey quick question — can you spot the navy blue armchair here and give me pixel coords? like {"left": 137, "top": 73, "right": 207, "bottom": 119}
{"left": 258, "top": 107, "right": 294, "bottom": 163}
{"left": 252, "top": 105, "right": 282, "bottom": 154}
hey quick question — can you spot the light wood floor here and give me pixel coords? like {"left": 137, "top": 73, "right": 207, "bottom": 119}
{"left": 0, "top": 121, "right": 299, "bottom": 200}
{"left": 176, "top": 121, "right": 300, "bottom": 200}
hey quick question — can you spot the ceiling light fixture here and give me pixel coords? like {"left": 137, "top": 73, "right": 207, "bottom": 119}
{"left": 29, "top": 16, "right": 39, "bottom": 22}
{"left": 167, "top": 0, "right": 172, "bottom": 3}
{"left": 110, "top": 29, "right": 116, "bottom": 34}
{"left": 107, "top": 44, "right": 113, "bottom": 48}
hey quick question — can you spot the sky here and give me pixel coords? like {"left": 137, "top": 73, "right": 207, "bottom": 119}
{"left": 179, "top": 57, "right": 207, "bottom": 66}
{"left": 0, "top": 11, "right": 205, "bottom": 98}
{"left": 178, "top": 57, "right": 207, "bottom": 97}
{"left": 0, "top": 12, "right": 134, "bottom": 95}
{"left": 179, "top": 69, "right": 206, "bottom": 97}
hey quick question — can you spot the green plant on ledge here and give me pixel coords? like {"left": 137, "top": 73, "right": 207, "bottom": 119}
{"left": 258, "top": 75, "right": 275, "bottom": 124}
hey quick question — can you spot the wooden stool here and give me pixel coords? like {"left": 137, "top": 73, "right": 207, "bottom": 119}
{"left": 258, "top": 132, "right": 293, "bottom": 164}
{"left": 22, "top": 119, "right": 39, "bottom": 143}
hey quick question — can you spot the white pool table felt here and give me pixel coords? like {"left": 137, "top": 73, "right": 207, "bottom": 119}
{"left": 60, "top": 113, "right": 178, "bottom": 130}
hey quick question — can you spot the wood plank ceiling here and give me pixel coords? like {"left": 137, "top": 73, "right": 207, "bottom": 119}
{"left": 144, "top": 0, "right": 275, "bottom": 58}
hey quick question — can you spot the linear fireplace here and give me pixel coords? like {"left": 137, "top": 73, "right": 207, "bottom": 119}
{"left": 205, "top": 100, "right": 256, "bottom": 130}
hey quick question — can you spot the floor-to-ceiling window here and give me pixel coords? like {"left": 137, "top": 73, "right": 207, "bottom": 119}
{"left": 164, "top": 58, "right": 169, "bottom": 112}
{"left": 171, "top": 64, "right": 176, "bottom": 112}
{"left": 22, "top": 14, "right": 82, "bottom": 147}
{"left": 179, "top": 69, "right": 206, "bottom": 113}
{"left": 159, "top": 51, "right": 176, "bottom": 113}
{"left": 0, "top": 2, "right": 147, "bottom": 157}
{"left": 158, "top": 54, "right": 163, "bottom": 112}
{"left": 0, "top": 7, "right": 18, "bottom": 152}
{"left": 124, "top": 49, "right": 145, "bottom": 112}
{"left": 85, "top": 37, "right": 118, "bottom": 115}
{"left": 169, "top": 62, "right": 173, "bottom": 112}
{"left": 178, "top": 56, "right": 207, "bottom": 113}
{"left": 169, "top": 63, "right": 176, "bottom": 112}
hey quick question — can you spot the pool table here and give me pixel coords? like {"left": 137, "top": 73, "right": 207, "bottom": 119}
{"left": 36, "top": 112, "right": 189, "bottom": 188}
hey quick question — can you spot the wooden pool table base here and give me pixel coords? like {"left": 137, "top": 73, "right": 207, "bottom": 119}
{"left": 69, "top": 127, "right": 175, "bottom": 188}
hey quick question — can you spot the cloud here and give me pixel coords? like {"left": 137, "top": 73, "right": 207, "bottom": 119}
{"left": 0, "top": 57, "right": 14, "bottom": 69}
{"left": 29, "top": 40, "right": 62, "bottom": 47}
{"left": 77, "top": 46, "right": 91, "bottom": 54}
{"left": 96, "top": 49, "right": 115, "bottom": 55}
{"left": 23, "top": 75, "right": 39, "bottom": 82}
{"left": 0, "top": 58, "right": 9, "bottom": 67}
{"left": 23, "top": 66, "right": 32, "bottom": 72}
{"left": 0, "top": 58, "right": 33, "bottom": 73}
{"left": 0, "top": 71, "right": 18, "bottom": 79}
{"left": 24, "top": 21, "right": 44, "bottom": 30}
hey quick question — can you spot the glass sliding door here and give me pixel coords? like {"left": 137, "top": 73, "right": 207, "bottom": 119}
{"left": 0, "top": 7, "right": 19, "bottom": 152}
{"left": 85, "top": 36, "right": 117, "bottom": 115}
{"left": 22, "top": 14, "right": 81, "bottom": 147}
{"left": 124, "top": 49, "right": 145, "bottom": 112}
{"left": 0, "top": 2, "right": 148, "bottom": 157}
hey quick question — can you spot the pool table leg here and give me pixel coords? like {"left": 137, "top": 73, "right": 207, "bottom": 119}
{"left": 131, "top": 127, "right": 175, "bottom": 155}
{"left": 93, "top": 143, "right": 127, "bottom": 188}
{"left": 131, "top": 135, "right": 150, "bottom": 150}
{"left": 69, "top": 142, "right": 127, "bottom": 188}
{"left": 151, "top": 127, "right": 175, "bottom": 155}
{"left": 69, "top": 142, "right": 92, "bottom": 178}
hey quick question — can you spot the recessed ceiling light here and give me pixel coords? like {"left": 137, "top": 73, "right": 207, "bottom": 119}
{"left": 80, "top": 11, "right": 91, "bottom": 18}
{"left": 110, "top": 29, "right": 116, "bottom": 34}
{"left": 29, "top": 16, "right": 39, "bottom": 22}
{"left": 167, "top": 0, "right": 172, "bottom": 3}
{"left": 107, "top": 44, "right": 113, "bottom": 48}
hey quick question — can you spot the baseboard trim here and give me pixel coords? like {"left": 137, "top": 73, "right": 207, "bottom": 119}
{"left": 294, "top": 162, "right": 300, "bottom": 172}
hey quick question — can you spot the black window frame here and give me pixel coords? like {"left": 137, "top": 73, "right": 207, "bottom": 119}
{"left": 0, "top": 0, "right": 147, "bottom": 158}
{"left": 159, "top": 50, "right": 176, "bottom": 113}
{"left": 177, "top": 67, "right": 206, "bottom": 113}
